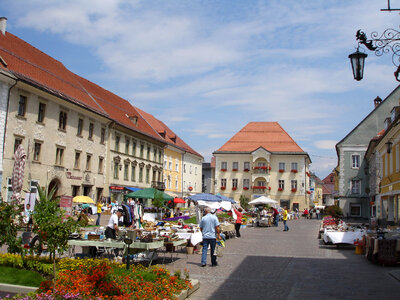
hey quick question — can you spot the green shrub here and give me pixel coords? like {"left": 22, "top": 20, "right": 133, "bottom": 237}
{"left": 325, "top": 205, "right": 343, "bottom": 218}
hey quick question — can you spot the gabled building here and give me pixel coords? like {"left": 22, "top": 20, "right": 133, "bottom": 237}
{"left": 136, "top": 108, "right": 203, "bottom": 197}
{"left": 336, "top": 90, "right": 400, "bottom": 219}
{"left": 213, "top": 122, "right": 311, "bottom": 210}
{"left": 322, "top": 170, "right": 338, "bottom": 206}
{"left": 0, "top": 18, "right": 167, "bottom": 203}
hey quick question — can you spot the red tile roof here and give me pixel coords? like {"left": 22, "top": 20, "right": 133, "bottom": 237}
{"left": 135, "top": 107, "right": 203, "bottom": 158}
{"left": 0, "top": 31, "right": 164, "bottom": 142}
{"left": 215, "top": 122, "right": 305, "bottom": 153}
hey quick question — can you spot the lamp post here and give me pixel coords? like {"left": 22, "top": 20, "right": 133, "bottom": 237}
{"left": 349, "top": 47, "right": 368, "bottom": 81}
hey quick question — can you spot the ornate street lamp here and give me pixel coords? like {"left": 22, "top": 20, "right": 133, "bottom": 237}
{"left": 350, "top": 1, "right": 400, "bottom": 81}
{"left": 386, "top": 140, "right": 393, "bottom": 154}
{"left": 349, "top": 47, "right": 368, "bottom": 81}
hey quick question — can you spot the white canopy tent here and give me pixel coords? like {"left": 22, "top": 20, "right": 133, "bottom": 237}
{"left": 249, "top": 196, "right": 278, "bottom": 207}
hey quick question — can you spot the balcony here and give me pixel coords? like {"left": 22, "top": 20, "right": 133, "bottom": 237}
{"left": 252, "top": 186, "right": 267, "bottom": 194}
{"left": 151, "top": 181, "right": 165, "bottom": 190}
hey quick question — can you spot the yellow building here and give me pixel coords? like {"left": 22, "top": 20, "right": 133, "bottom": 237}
{"left": 163, "top": 146, "right": 183, "bottom": 196}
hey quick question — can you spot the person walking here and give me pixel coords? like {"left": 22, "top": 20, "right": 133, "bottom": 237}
{"left": 272, "top": 207, "right": 279, "bottom": 227}
{"left": 303, "top": 208, "right": 308, "bottom": 219}
{"left": 316, "top": 208, "right": 321, "bottom": 220}
{"left": 96, "top": 201, "right": 103, "bottom": 226}
{"left": 200, "top": 208, "right": 220, "bottom": 267}
{"left": 282, "top": 206, "right": 289, "bottom": 231}
{"left": 233, "top": 207, "right": 243, "bottom": 238}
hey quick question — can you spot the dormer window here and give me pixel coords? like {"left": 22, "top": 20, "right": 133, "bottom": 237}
{"left": 127, "top": 114, "right": 138, "bottom": 126}
{"left": 384, "top": 117, "right": 391, "bottom": 130}
{"left": 159, "top": 130, "right": 166, "bottom": 138}
{"left": 390, "top": 106, "right": 400, "bottom": 122}
{"left": 170, "top": 135, "right": 177, "bottom": 143}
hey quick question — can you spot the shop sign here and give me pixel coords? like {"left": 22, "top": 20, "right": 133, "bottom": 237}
{"left": 110, "top": 186, "right": 124, "bottom": 190}
{"left": 60, "top": 195, "right": 73, "bottom": 208}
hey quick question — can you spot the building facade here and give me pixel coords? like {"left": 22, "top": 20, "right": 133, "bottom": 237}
{"left": 213, "top": 122, "right": 311, "bottom": 210}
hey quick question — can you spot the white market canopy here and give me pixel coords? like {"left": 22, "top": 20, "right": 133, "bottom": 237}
{"left": 249, "top": 196, "right": 278, "bottom": 207}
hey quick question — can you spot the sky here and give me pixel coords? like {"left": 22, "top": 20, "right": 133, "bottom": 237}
{"left": 1, "top": 0, "right": 400, "bottom": 179}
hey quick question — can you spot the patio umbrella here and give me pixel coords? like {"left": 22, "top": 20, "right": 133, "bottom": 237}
{"left": 11, "top": 144, "right": 26, "bottom": 203}
{"left": 174, "top": 197, "right": 186, "bottom": 204}
{"left": 188, "top": 193, "right": 221, "bottom": 202}
{"left": 73, "top": 195, "right": 95, "bottom": 204}
{"left": 125, "top": 187, "right": 174, "bottom": 201}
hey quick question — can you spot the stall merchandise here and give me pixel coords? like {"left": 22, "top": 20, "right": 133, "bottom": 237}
{"left": 363, "top": 229, "right": 400, "bottom": 265}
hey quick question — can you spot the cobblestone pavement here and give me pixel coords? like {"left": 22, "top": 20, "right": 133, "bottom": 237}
{"left": 163, "top": 219, "right": 400, "bottom": 300}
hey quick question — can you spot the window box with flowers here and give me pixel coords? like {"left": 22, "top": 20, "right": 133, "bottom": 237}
{"left": 232, "top": 187, "right": 237, "bottom": 190}
{"left": 268, "top": 166, "right": 272, "bottom": 170}
{"left": 232, "top": 168, "right": 238, "bottom": 171}
{"left": 220, "top": 186, "right": 226, "bottom": 190}
{"left": 252, "top": 186, "right": 266, "bottom": 189}
{"left": 253, "top": 166, "right": 260, "bottom": 170}
{"left": 221, "top": 168, "right": 227, "bottom": 172}
{"left": 291, "top": 188, "right": 297, "bottom": 192}
{"left": 244, "top": 168, "right": 250, "bottom": 172}
{"left": 279, "top": 169, "right": 285, "bottom": 173}
{"left": 291, "top": 170, "right": 298, "bottom": 173}
{"left": 306, "top": 171, "right": 310, "bottom": 177}
{"left": 261, "top": 166, "right": 268, "bottom": 170}
{"left": 306, "top": 190, "right": 311, "bottom": 194}
{"left": 278, "top": 188, "right": 283, "bottom": 191}
{"left": 268, "top": 187, "right": 271, "bottom": 190}
{"left": 243, "top": 187, "right": 249, "bottom": 190}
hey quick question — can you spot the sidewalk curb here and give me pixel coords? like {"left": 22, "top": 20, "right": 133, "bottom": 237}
{"left": 176, "top": 279, "right": 200, "bottom": 300}
{"left": 0, "top": 283, "right": 37, "bottom": 294}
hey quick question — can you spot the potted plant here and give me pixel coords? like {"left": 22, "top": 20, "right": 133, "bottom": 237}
{"left": 220, "top": 186, "right": 226, "bottom": 190}
{"left": 291, "top": 169, "right": 298, "bottom": 173}
{"left": 291, "top": 188, "right": 297, "bottom": 192}
{"left": 221, "top": 168, "right": 227, "bottom": 172}
{"left": 278, "top": 188, "right": 283, "bottom": 191}
{"left": 232, "top": 187, "right": 237, "bottom": 190}
{"left": 279, "top": 169, "right": 284, "bottom": 173}
{"left": 243, "top": 187, "right": 249, "bottom": 190}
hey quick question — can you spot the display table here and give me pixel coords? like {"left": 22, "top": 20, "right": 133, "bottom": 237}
{"left": 364, "top": 235, "right": 400, "bottom": 265}
{"left": 176, "top": 231, "right": 203, "bottom": 246}
{"left": 323, "top": 229, "right": 366, "bottom": 244}
{"left": 220, "top": 223, "right": 235, "bottom": 232}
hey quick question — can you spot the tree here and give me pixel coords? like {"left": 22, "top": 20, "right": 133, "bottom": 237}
{"left": 32, "top": 186, "right": 80, "bottom": 279}
{"left": 239, "top": 195, "right": 250, "bottom": 211}
{"left": 0, "top": 200, "right": 24, "bottom": 254}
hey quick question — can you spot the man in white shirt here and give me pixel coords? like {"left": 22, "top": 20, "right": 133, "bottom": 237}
{"left": 105, "top": 208, "right": 123, "bottom": 239}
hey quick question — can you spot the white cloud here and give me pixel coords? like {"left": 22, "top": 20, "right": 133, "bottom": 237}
{"left": 314, "top": 140, "right": 338, "bottom": 150}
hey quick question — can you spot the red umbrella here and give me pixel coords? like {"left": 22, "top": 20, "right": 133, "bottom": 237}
{"left": 174, "top": 197, "right": 186, "bottom": 204}
{"left": 11, "top": 144, "right": 26, "bottom": 203}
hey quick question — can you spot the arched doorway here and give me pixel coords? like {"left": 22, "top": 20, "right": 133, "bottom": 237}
{"left": 48, "top": 178, "right": 61, "bottom": 196}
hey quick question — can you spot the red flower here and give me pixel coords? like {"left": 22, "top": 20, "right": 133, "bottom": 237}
{"left": 244, "top": 168, "right": 249, "bottom": 172}
{"left": 278, "top": 188, "right": 283, "bottom": 191}
{"left": 268, "top": 187, "right": 271, "bottom": 190}
{"left": 243, "top": 187, "right": 249, "bottom": 190}
{"left": 221, "top": 168, "right": 227, "bottom": 172}
{"left": 279, "top": 169, "right": 284, "bottom": 173}
{"left": 232, "top": 187, "right": 237, "bottom": 190}
{"left": 291, "top": 188, "right": 297, "bottom": 192}
{"left": 268, "top": 166, "right": 272, "bottom": 170}
{"left": 252, "top": 186, "right": 266, "bottom": 189}
{"left": 232, "top": 168, "right": 238, "bottom": 171}
{"left": 306, "top": 191, "right": 311, "bottom": 194}
{"left": 291, "top": 170, "right": 298, "bottom": 173}
{"left": 220, "top": 186, "right": 226, "bottom": 190}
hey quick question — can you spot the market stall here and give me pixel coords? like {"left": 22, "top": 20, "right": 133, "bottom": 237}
{"left": 320, "top": 216, "right": 367, "bottom": 245}
{"left": 248, "top": 196, "right": 278, "bottom": 227}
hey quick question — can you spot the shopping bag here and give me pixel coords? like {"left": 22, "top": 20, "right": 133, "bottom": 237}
{"left": 215, "top": 244, "right": 223, "bottom": 257}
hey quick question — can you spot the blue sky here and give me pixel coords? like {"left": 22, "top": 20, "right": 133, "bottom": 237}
{"left": 1, "top": 0, "right": 400, "bottom": 179}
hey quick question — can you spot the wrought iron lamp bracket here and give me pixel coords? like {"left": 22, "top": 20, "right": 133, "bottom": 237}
{"left": 356, "top": 29, "right": 400, "bottom": 81}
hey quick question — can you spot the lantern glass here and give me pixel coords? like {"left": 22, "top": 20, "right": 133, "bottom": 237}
{"left": 349, "top": 49, "right": 368, "bottom": 81}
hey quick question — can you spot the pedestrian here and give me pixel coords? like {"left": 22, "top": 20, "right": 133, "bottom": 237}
{"left": 282, "top": 206, "right": 289, "bottom": 231}
{"left": 96, "top": 201, "right": 103, "bottom": 226}
{"left": 309, "top": 209, "right": 313, "bottom": 219}
{"left": 200, "top": 207, "right": 220, "bottom": 267}
{"left": 24, "top": 203, "right": 33, "bottom": 231}
{"left": 316, "top": 208, "right": 320, "bottom": 220}
{"left": 303, "top": 208, "right": 308, "bottom": 219}
{"left": 271, "top": 207, "right": 279, "bottom": 227}
{"left": 105, "top": 208, "right": 124, "bottom": 240}
{"left": 233, "top": 207, "right": 243, "bottom": 238}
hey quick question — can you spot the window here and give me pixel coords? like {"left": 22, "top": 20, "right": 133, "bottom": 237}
{"left": 115, "top": 135, "right": 120, "bottom": 152}
{"left": 396, "top": 144, "right": 400, "bottom": 173}
{"left": 175, "top": 177, "right": 178, "bottom": 189}
{"left": 221, "top": 178, "right": 227, "bottom": 187}
{"left": 100, "top": 128, "right": 105, "bottom": 144}
{"left": 189, "top": 165, "right": 192, "bottom": 174}
{"left": 351, "top": 155, "right": 360, "bottom": 169}
{"left": 232, "top": 178, "right": 238, "bottom": 188}
{"left": 351, "top": 179, "right": 361, "bottom": 194}
{"left": 195, "top": 166, "right": 197, "bottom": 175}
{"left": 37, "top": 103, "right": 46, "bottom": 123}
{"left": 76, "top": 119, "right": 83, "bottom": 136}
{"left": 390, "top": 150, "right": 393, "bottom": 175}
{"left": 88, "top": 123, "right": 94, "bottom": 140}
{"left": 291, "top": 180, "right": 297, "bottom": 190}
{"left": 146, "top": 168, "right": 150, "bottom": 183}
{"left": 153, "top": 148, "right": 157, "bottom": 161}
{"left": 33, "top": 142, "right": 41, "bottom": 162}
{"left": 6, "top": 177, "right": 12, "bottom": 202}
{"left": 175, "top": 162, "right": 179, "bottom": 171}
{"left": 98, "top": 157, "right": 104, "bottom": 174}
{"left": 244, "top": 162, "right": 250, "bottom": 170}
{"left": 279, "top": 162, "right": 285, "bottom": 171}
{"left": 124, "top": 163, "right": 129, "bottom": 180}
{"left": 59, "top": 111, "right": 67, "bottom": 130}
{"left": 18, "top": 95, "right": 26, "bottom": 117}
{"left": 168, "top": 176, "right": 171, "bottom": 189}
{"left": 278, "top": 180, "right": 285, "bottom": 190}
{"left": 14, "top": 137, "right": 23, "bottom": 153}
{"left": 169, "top": 161, "right": 172, "bottom": 170}
{"left": 132, "top": 141, "right": 136, "bottom": 156}
{"left": 184, "top": 164, "right": 187, "bottom": 173}
{"left": 221, "top": 161, "right": 227, "bottom": 170}
{"left": 113, "top": 162, "right": 119, "bottom": 179}
{"left": 139, "top": 167, "right": 143, "bottom": 182}
{"left": 55, "top": 147, "right": 64, "bottom": 166}
{"left": 125, "top": 138, "right": 130, "bottom": 154}
{"left": 158, "top": 151, "right": 162, "bottom": 163}
{"left": 140, "top": 144, "right": 144, "bottom": 158}
{"left": 257, "top": 180, "right": 266, "bottom": 187}
{"left": 147, "top": 146, "right": 151, "bottom": 160}
{"left": 350, "top": 204, "right": 361, "bottom": 217}
{"left": 86, "top": 154, "right": 92, "bottom": 171}
{"left": 131, "top": 165, "right": 136, "bottom": 181}
{"left": 232, "top": 162, "right": 238, "bottom": 170}
{"left": 291, "top": 162, "right": 298, "bottom": 171}
{"left": 74, "top": 151, "right": 81, "bottom": 169}
{"left": 243, "top": 179, "right": 250, "bottom": 188}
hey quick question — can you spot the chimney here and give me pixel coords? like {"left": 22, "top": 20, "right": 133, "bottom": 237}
{"left": 374, "top": 96, "right": 382, "bottom": 108}
{"left": 0, "top": 17, "right": 7, "bottom": 35}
